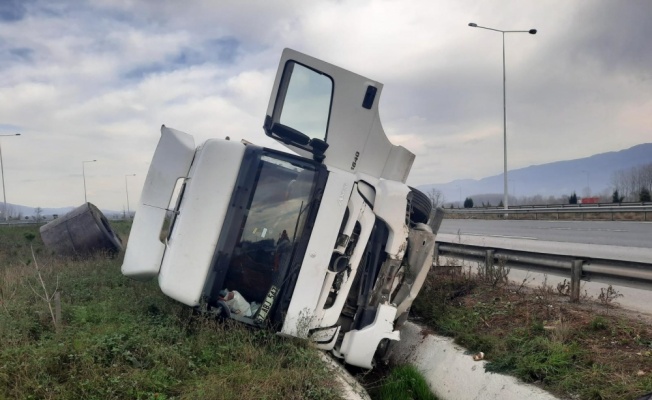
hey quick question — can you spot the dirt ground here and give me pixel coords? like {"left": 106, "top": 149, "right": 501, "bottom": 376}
{"left": 411, "top": 266, "right": 652, "bottom": 400}
{"left": 471, "top": 282, "right": 652, "bottom": 368}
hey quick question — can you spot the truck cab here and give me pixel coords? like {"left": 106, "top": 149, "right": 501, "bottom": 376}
{"left": 122, "top": 49, "right": 440, "bottom": 369}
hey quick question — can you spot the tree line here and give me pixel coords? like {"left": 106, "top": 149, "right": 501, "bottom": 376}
{"left": 426, "top": 162, "right": 652, "bottom": 209}
{"left": 611, "top": 162, "right": 652, "bottom": 202}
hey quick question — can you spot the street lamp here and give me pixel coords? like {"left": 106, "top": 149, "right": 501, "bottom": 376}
{"left": 82, "top": 160, "right": 97, "bottom": 203}
{"left": 125, "top": 174, "right": 136, "bottom": 219}
{"left": 0, "top": 133, "right": 21, "bottom": 221}
{"left": 468, "top": 22, "right": 537, "bottom": 213}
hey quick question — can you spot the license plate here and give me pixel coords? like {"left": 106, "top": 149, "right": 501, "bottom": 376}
{"left": 254, "top": 285, "right": 279, "bottom": 325}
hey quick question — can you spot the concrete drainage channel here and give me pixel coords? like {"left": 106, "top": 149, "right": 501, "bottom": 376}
{"left": 387, "top": 322, "right": 560, "bottom": 400}
{"left": 319, "top": 353, "right": 372, "bottom": 400}
{"left": 322, "top": 320, "right": 560, "bottom": 400}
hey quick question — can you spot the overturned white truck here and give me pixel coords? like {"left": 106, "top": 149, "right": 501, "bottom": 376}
{"left": 122, "top": 49, "right": 441, "bottom": 369}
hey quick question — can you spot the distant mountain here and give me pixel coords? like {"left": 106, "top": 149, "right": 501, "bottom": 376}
{"left": 3, "top": 143, "right": 650, "bottom": 217}
{"left": 418, "top": 143, "right": 652, "bottom": 206}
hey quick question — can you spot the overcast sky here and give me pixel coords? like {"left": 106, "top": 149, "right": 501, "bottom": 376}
{"left": 1, "top": 0, "right": 651, "bottom": 211}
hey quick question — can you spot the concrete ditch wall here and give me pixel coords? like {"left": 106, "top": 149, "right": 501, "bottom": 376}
{"left": 389, "top": 322, "right": 561, "bottom": 400}
{"left": 318, "top": 353, "right": 371, "bottom": 400}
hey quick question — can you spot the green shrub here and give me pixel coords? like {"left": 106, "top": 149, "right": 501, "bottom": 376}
{"left": 373, "top": 364, "right": 437, "bottom": 400}
{"left": 589, "top": 316, "right": 608, "bottom": 331}
{"left": 486, "top": 332, "right": 582, "bottom": 384}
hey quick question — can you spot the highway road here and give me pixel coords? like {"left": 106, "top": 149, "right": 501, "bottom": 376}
{"left": 439, "top": 219, "right": 652, "bottom": 249}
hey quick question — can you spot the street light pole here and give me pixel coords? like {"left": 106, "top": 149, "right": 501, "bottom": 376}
{"left": 0, "top": 133, "right": 21, "bottom": 221}
{"left": 82, "top": 160, "right": 97, "bottom": 203}
{"left": 509, "top": 179, "right": 517, "bottom": 205}
{"left": 125, "top": 174, "right": 136, "bottom": 218}
{"left": 468, "top": 23, "right": 537, "bottom": 214}
{"left": 581, "top": 170, "right": 590, "bottom": 194}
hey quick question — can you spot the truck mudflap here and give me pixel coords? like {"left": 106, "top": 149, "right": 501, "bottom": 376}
{"left": 337, "top": 303, "right": 400, "bottom": 369}
{"left": 121, "top": 126, "right": 195, "bottom": 280}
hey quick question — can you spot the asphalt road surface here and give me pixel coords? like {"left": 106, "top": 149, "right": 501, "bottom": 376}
{"left": 439, "top": 219, "right": 652, "bottom": 249}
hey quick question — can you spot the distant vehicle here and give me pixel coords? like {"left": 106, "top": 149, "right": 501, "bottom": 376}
{"left": 579, "top": 196, "right": 600, "bottom": 204}
{"left": 122, "top": 49, "right": 441, "bottom": 369}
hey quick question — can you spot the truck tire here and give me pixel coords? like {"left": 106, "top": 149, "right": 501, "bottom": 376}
{"left": 409, "top": 187, "right": 431, "bottom": 224}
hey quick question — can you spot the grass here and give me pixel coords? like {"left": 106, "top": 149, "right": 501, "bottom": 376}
{"left": 369, "top": 365, "right": 438, "bottom": 400}
{"left": 0, "top": 223, "right": 342, "bottom": 400}
{"left": 27, "top": 213, "right": 648, "bottom": 399}
{"left": 411, "top": 264, "right": 652, "bottom": 400}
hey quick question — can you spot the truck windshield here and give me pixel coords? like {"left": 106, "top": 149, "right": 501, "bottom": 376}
{"left": 221, "top": 153, "right": 317, "bottom": 320}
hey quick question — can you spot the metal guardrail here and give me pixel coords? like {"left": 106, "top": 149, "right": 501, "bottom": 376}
{"left": 445, "top": 204, "right": 652, "bottom": 220}
{"left": 435, "top": 235, "right": 652, "bottom": 300}
{"left": 453, "top": 201, "right": 652, "bottom": 210}
{"left": 0, "top": 220, "right": 43, "bottom": 226}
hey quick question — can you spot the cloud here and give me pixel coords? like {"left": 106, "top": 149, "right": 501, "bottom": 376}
{"left": 0, "top": 0, "right": 650, "bottom": 211}
{"left": 0, "top": 0, "right": 28, "bottom": 22}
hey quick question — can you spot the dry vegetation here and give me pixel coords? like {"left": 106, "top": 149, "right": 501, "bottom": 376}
{"left": 412, "top": 262, "right": 652, "bottom": 400}
{"left": 0, "top": 223, "right": 343, "bottom": 400}
{"left": 7, "top": 217, "right": 652, "bottom": 399}
{"left": 0, "top": 222, "right": 440, "bottom": 400}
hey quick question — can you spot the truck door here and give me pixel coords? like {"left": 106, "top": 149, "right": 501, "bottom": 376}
{"left": 263, "top": 49, "right": 414, "bottom": 183}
